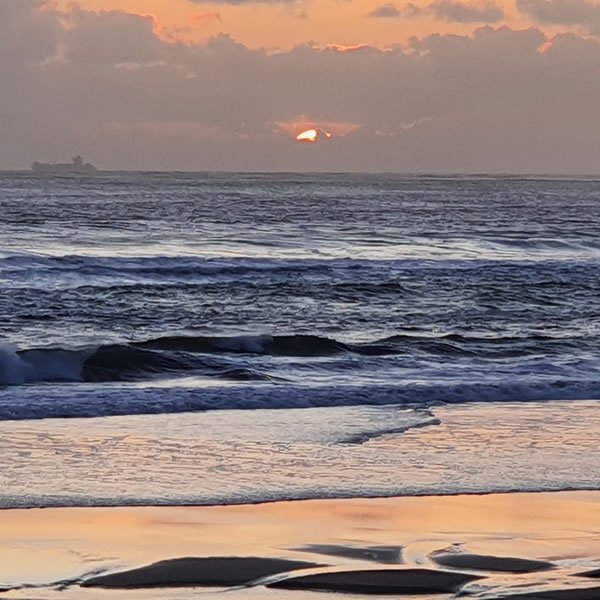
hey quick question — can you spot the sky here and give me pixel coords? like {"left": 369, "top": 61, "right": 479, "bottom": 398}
{"left": 2, "top": 0, "right": 600, "bottom": 172}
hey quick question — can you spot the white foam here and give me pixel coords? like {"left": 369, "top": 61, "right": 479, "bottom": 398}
{"left": 2, "top": 377, "right": 600, "bottom": 421}
{"left": 2, "top": 400, "right": 600, "bottom": 508}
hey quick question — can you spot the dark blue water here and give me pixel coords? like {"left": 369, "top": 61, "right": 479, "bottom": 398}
{"left": 1, "top": 173, "right": 600, "bottom": 419}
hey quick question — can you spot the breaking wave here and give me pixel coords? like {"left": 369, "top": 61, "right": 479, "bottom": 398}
{"left": 1, "top": 331, "right": 591, "bottom": 387}
{"left": 1, "top": 331, "right": 600, "bottom": 421}
{"left": 0, "top": 340, "right": 288, "bottom": 385}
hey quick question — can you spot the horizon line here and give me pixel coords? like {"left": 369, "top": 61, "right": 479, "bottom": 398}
{"left": 1, "top": 169, "right": 600, "bottom": 179}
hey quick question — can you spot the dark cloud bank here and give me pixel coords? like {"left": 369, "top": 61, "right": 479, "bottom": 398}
{"left": 1, "top": 0, "right": 600, "bottom": 172}
{"left": 517, "top": 0, "right": 600, "bottom": 36}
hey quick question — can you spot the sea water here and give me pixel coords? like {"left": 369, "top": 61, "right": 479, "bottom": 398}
{"left": 1, "top": 172, "right": 600, "bottom": 507}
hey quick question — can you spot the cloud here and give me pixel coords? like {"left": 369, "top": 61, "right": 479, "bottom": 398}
{"left": 0, "top": 0, "right": 62, "bottom": 62}
{"left": 370, "top": 1, "right": 504, "bottom": 22}
{"left": 517, "top": 0, "right": 600, "bottom": 33}
{"left": 429, "top": 0, "right": 504, "bottom": 22}
{"left": 60, "top": 8, "right": 162, "bottom": 64}
{"left": 189, "top": 0, "right": 294, "bottom": 5}
{"left": 2, "top": 4, "right": 600, "bottom": 172}
{"left": 193, "top": 11, "right": 222, "bottom": 23}
{"left": 369, "top": 3, "right": 402, "bottom": 17}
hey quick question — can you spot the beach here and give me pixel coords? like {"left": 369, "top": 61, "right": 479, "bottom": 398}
{"left": 3, "top": 492, "right": 600, "bottom": 599}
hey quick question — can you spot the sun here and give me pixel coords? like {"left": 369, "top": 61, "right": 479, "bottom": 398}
{"left": 296, "top": 128, "right": 319, "bottom": 143}
{"left": 295, "top": 128, "right": 333, "bottom": 143}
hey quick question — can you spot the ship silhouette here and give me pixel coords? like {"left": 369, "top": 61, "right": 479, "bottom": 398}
{"left": 31, "top": 156, "right": 98, "bottom": 175}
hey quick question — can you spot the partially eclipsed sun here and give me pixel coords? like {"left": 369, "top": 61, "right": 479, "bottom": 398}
{"left": 296, "top": 128, "right": 333, "bottom": 143}
{"left": 296, "top": 128, "right": 319, "bottom": 142}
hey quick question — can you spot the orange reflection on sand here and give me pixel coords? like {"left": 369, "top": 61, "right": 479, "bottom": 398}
{"left": 3, "top": 492, "right": 600, "bottom": 588}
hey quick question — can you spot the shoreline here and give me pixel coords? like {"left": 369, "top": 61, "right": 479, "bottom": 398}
{"left": 3, "top": 485, "right": 600, "bottom": 511}
{"left": 3, "top": 491, "right": 600, "bottom": 598}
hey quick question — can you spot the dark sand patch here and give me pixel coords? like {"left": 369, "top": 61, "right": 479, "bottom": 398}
{"left": 431, "top": 552, "right": 554, "bottom": 573}
{"left": 81, "top": 556, "right": 320, "bottom": 588}
{"left": 267, "top": 567, "right": 481, "bottom": 594}
{"left": 294, "top": 543, "right": 403, "bottom": 563}
{"left": 575, "top": 568, "right": 600, "bottom": 578}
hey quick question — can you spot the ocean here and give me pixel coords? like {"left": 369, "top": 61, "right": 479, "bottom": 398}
{"left": 2, "top": 172, "right": 600, "bottom": 508}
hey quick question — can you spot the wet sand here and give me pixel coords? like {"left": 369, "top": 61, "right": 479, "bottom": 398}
{"left": 2, "top": 491, "right": 600, "bottom": 599}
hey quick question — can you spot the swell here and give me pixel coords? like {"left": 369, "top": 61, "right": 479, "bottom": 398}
{"left": 136, "top": 334, "right": 350, "bottom": 356}
{"left": 0, "top": 331, "right": 593, "bottom": 387}
{"left": 0, "top": 255, "right": 345, "bottom": 278}
{"left": 134, "top": 331, "right": 592, "bottom": 358}
{"left": 3, "top": 253, "right": 600, "bottom": 282}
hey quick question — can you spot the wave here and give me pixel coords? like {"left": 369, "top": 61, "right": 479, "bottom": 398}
{"left": 2, "top": 251, "right": 599, "bottom": 281}
{"left": 480, "top": 236, "right": 600, "bottom": 252}
{"left": 0, "top": 331, "right": 592, "bottom": 387}
{"left": 0, "top": 335, "right": 344, "bottom": 385}
{"left": 137, "top": 334, "right": 350, "bottom": 356}
{"left": 0, "top": 254, "right": 351, "bottom": 278}
{"left": 1, "top": 343, "right": 289, "bottom": 386}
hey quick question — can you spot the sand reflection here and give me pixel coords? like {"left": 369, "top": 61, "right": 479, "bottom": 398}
{"left": 2, "top": 491, "right": 600, "bottom": 597}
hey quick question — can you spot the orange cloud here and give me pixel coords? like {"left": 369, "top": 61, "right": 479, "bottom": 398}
{"left": 325, "top": 43, "right": 371, "bottom": 53}
{"left": 193, "top": 11, "right": 221, "bottom": 24}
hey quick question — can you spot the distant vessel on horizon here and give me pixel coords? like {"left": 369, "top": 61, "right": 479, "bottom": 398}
{"left": 31, "top": 155, "right": 98, "bottom": 175}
